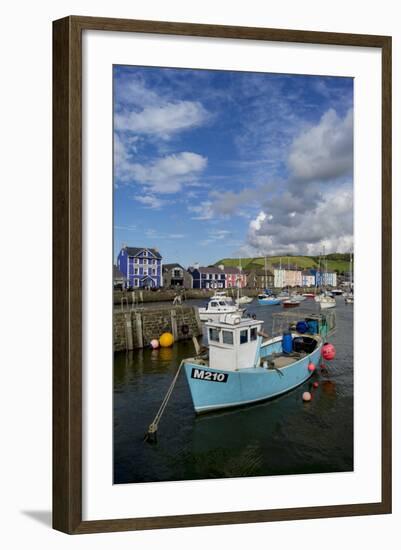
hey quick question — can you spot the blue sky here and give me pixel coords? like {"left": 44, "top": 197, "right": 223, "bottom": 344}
{"left": 114, "top": 65, "right": 353, "bottom": 266}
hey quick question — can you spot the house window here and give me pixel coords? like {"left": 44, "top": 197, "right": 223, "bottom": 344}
{"left": 152, "top": 268, "right": 156, "bottom": 275}
{"left": 143, "top": 269, "right": 148, "bottom": 276}
{"left": 209, "top": 328, "right": 219, "bottom": 342}
{"left": 143, "top": 250, "right": 147, "bottom": 257}
{"left": 250, "top": 327, "right": 258, "bottom": 341}
{"left": 134, "top": 268, "right": 139, "bottom": 275}
{"left": 134, "top": 258, "right": 139, "bottom": 264}
{"left": 134, "top": 279, "right": 139, "bottom": 287}
{"left": 240, "top": 330, "right": 248, "bottom": 344}
{"left": 207, "top": 274, "right": 211, "bottom": 279}
{"left": 222, "top": 330, "right": 233, "bottom": 345}
{"left": 143, "top": 258, "right": 148, "bottom": 265}
{"left": 153, "top": 259, "right": 157, "bottom": 265}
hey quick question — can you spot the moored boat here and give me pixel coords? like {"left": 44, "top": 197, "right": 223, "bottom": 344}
{"left": 236, "top": 295, "right": 254, "bottom": 305}
{"left": 198, "top": 297, "right": 242, "bottom": 321}
{"left": 282, "top": 298, "right": 301, "bottom": 308}
{"left": 183, "top": 310, "right": 336, "bottom": 413}
{"left": 319, "top": 295, "right": 336, "bottom": 309}
{"left": 258, "top": 294, "right": 281, "bottom": 305}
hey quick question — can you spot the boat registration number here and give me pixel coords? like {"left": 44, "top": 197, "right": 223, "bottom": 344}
{"left": 191, "top": 368, "right": 228, "bottom": 383}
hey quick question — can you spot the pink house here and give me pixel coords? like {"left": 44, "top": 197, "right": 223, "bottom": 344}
{"left": 218, "top": 265, "right": 247, "bottom": 288}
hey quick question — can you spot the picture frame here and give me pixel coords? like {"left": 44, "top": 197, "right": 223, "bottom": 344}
{"left": 53, "top": 15, "right": 392, "bottom": 534}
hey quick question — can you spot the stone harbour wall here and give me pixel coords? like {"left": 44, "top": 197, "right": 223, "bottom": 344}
{"left": 113, "top": 305, "right": 202, "bottom": 352}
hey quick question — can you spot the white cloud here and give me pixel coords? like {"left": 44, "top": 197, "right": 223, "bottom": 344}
{"left": 188, "top": 200, "right": 215, "bottom": 220}
{"left": 288, "top": 108, "right": 353, "bottom": 182}
{"left": 118, "top": 151, "right": 208, "bottom": 194}
{"left": 135, "top": 195, "right": 168, "bottom": 209}
{"left": 115, "top": 101, "right": 209, "bottom": 139}
{"left": 246, "top": 186, "right": 353, "bottom": 256}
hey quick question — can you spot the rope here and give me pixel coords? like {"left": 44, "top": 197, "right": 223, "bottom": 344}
{"left": 144, "top": 360, "right": 185, "bottom": 443}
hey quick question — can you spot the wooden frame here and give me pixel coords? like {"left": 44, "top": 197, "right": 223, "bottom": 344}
{"left": 53, "top": 15, "right": 392, "bottom": 534}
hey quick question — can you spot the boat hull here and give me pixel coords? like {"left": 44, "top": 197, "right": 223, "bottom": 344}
{"left": 184, "top": 345, "right": 321, "bottom": 413}
{"left": 258, "top": 299, "right": 281, "bottom": 305}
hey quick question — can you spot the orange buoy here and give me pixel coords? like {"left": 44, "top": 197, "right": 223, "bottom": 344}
{"left": 308, "top": 362, "right": 316, "bottom": 372}
{"left": 159, "top": 332, "right": 174, "bottom": 348}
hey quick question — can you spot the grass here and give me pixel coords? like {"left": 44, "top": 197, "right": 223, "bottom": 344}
{"left": 215, "top": 254, "right": 351, "bottom": 274}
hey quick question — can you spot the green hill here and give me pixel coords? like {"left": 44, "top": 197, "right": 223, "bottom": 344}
{"left": 215, "top": 254, "right": 351, "bottom": 274}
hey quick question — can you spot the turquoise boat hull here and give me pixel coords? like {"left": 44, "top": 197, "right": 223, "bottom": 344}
{"left": 258, "top": 298, "right": 281, "bottom": 305}
{"left": 184, "top": 342, "right": 321, "bottom": 413}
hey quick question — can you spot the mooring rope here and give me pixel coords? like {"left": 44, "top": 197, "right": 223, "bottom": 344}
{"left": 144, "top": 359, "right": 185, "bottom": 442}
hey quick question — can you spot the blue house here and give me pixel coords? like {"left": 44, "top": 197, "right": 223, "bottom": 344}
{"left": 117, "top": 246, "right": 163, "bottom": 289}
{"left": 189, "top": 266, "right": 226, "bottom": 289}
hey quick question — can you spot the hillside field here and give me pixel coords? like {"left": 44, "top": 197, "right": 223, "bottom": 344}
{"left": 215, "top": 254, "right": 351, "bottom": 274}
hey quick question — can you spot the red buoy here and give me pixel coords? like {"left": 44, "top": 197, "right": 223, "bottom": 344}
{"left": 322, "top": 342, "right": 336, "bottom": 361}
{"left": 313, "top": 381, "right": 319, "bottom": 388}
{"left": 308, "top": 362, "right": 316, "bottom": 372}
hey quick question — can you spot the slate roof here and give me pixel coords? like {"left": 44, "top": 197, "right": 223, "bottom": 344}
{"left": 125, "top": 247, "right": 162, "bottom": 259}
{"left": 244, "top": 268, "right": 274, "bottom": 276}
{"left": 163, "top": 263, "right": 184, "bottom": 271}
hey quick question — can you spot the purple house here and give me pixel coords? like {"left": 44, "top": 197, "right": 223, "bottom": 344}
{"left": 117, "top": 246, "right": 163, "bottom": 289}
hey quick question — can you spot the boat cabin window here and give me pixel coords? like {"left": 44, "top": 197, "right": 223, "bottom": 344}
{"left": 240, "top": 329, "right": 248, "bottom": 344}
{"left": 218, "top": 301, "right": 226, "bottom": 306}
{"left": 222, "top": 330, "right": 233, "bottom": 345}
{"left": 209, "top": 301, "right": 218, "bottom": 308}
{"left": 209, "top": 328, "right": 220, "bottom": 342}
{"left": 250, "top": 327, "right": 258, "bottom": 341}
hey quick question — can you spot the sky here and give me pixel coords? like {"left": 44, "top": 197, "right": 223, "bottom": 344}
{"left": 113, "top": 65, "right": 353, "bottom": 267}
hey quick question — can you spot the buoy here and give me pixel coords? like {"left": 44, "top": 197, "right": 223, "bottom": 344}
{"left": 159, "top": 332, "right": 174, "bottom": 348}
{"left": 313, "top": 381, "right": 319, "bottom": 388}
{"left": 296, "top": 320, "right": 309, "bottom": 334}
{"left": 302, "top": 391, "right": 312, "bottom": 402}
{"left": 322, "top": 342, "right": 336, "bottom": 361}
{"left": 150, "top": 339, "right": 159, "bottom": 349}
{"left": 308, "top": 362, "right": 316, "bottom": 372}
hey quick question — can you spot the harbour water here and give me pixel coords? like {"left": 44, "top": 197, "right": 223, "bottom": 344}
{"left": 114, "top": 298, "right": 353, "bottom": 484}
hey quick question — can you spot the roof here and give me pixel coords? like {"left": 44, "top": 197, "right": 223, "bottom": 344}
{"left": 221, "top": 266, "right": 241, "bottom": 274}
{"left": 244, "top": 269, "right": 273, "bottom": 276}
{"left": 163, "top": 263, "right": 184, "bottom": 271}
{"left": 272, "top": 264, "right": 301, "bottom": 271}
{"left": 198, "top": 266, "right": 226, "bottom": 274}
{"left": 113, "top": 265, "right": 125, "bottom": 279}
{"left": 124, "top": 246, "right": 162, "bottom": 259}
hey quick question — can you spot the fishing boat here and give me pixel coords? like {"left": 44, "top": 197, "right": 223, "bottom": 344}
{"left": 258, "top": 294, "right": 281, "bottom": 305}
{"left": 198, "top": 297, "right": 242, "bottom": 321}
{"left": 183, "top": 310, "right": 336, "bottom": 413}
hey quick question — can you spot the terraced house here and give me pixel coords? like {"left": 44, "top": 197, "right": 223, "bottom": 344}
{"left": 189, "top": 266, "right": 226, "bottom": 289}
{"left": 117, "top": 246, "right": 162, "bottom": 289}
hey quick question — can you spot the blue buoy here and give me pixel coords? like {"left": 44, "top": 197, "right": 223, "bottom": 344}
{"left": 296, "top": 320, "right": 309, "bottom": 334}
{"left": 307, "top": 319, "right": 318, "bottom": 334}
{"left": 282, "top": 331, "right": 293, "bottom": 354}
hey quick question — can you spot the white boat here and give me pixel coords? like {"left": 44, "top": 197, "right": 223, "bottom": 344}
{"left": 236, "top": 295, "right": 254, "bottom": 305}
{"left": 210, "top": 290, "right": 233, "bottom": 303}
{"left": 319, "top": 295, "right": 336, "bottom": 309}
{"left": 198, "top": 297, "right": 242, "bottom": 321}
